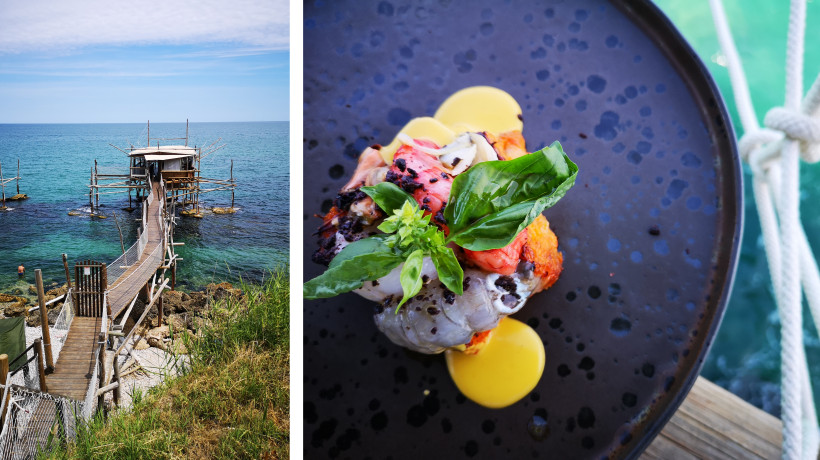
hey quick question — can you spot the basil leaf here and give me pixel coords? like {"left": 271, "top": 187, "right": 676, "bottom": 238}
{"left": 431, "top": 247, "right": 463, "bottom": 295}
{"left": 328, "top": 235, "right": 391, "bottom": 269}
{"left": 361, "top": 182, "right": 417, "bottom": 215}
{"left": 445, "top": 141, "right": 577, "bottom": 251}
{"left": 304, "top": 238, "right": 403, "bottom": 299}
{"left": 397, "top": 249, "right": 424, "bottom": 309}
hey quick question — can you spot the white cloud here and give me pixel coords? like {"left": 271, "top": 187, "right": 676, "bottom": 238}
{"left": 0, "top": 0, "right": 289, "bottom": 54}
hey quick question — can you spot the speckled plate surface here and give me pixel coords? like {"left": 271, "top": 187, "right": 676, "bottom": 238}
{"left": 303, "top": 1, "right": 742, "bottom": 458}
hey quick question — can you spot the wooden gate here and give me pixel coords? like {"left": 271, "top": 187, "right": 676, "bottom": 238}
{"left": 73, "top": 260, "right": 107, "bottom": 317}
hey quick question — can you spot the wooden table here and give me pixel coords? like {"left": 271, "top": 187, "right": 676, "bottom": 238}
{"left": 644, "top": 377, "right": 782, "bottom": 459}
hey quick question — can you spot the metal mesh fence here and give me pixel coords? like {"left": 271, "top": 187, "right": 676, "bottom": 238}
{"left": 0, "top": 385, "right": 84, "bottom": 459}
{"left": 108, "top": 181, "right": 160, "bottom": 287}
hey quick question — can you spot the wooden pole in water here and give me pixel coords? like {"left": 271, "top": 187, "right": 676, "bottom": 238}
{"left": 35, "top": 269, "right": 54, "bottom": 371}
{"left": 89, "top": 167, "right": 94, "bottom": 212}
{"left": 0, "top": 160, "right": 6, "bottom": 208}
{"left": 16, "top": 159, "right": 20, "bottom": 195}
{"left": 0, "top": 354, "right": 8, "bottom": 426}
{"left": 62, "top": 253, "right": 72, "bottom": 289}
{"left": 186, "top": 119, "right": 189, "bottom": 147}
{"left": 34, "top": 339, "right": 47, "bottom": 392}
{"left": 171, "top": 263, "right": 176, "bottom": 291}
{"left": 147, "top": 120, "right": 150, "bottom": 146}
{"left": 95, "top": 159, "right": 99, "bottom": 211}
{"left": 230, "top": 159, "right": 235, "bottom": 208}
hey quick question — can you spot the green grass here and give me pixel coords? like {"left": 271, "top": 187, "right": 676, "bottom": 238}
{"left": 44, "top": 270, "right": 290, "bottom": 460}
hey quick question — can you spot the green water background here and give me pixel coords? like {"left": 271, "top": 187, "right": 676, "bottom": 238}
{"left": 655, "top": 1, "right": 820, "bottom": 414}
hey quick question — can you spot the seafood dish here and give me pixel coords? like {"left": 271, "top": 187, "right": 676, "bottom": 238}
{"left": 305, "top": 86, "right": 578, "bottom": 407}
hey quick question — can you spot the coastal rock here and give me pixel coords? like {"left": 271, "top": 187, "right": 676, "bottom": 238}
{"left": 134, "top": 338, "right": 150, "bottom": 350}
{"left": 167, "top": 314, "right": 187, "bottom": 333}
{"left": 26, "top": 308, "right": 61, "bottom": 327}
{"left": 46, "top": 284, "right": 69, "bottom": 297}
{"left": 4, "top": 300, "right": 28, "bottom": 317}
{"left": 205, "top": 282, "right": 243, "bottom": 302}
{"left": 0, "top": 293, "right": 26, "bottom": 303}
{"left": 146, "top": 325, "right": 170, "bottom": 341}
{"left": 146, "top": 336, "right": 166, "bottom": 350}
{"left": 212, "top": 207, "right": 236, "bottom": 215}
{"left": 8, "top": 194, "right": 28, "bottom": 201}
{"left": 28, "top": 285, "right": 37, "bottom": 295}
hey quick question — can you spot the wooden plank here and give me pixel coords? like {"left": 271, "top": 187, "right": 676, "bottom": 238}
{"left": 643, "top": 377, "right": 782, "bottom": 460}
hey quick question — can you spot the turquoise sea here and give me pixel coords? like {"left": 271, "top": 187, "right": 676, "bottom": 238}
{"left": 656, "top": 1, "right": 820, "bottom": 415}
{"left": 0, "top": 121, "right": 288, "bottom": 294}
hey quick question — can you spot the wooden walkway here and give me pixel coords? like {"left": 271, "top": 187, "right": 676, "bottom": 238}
{"left": 45, "top": 182, "right": 165, "bottom": 401}
{"left": 108, "top": 182, "right": 165, "bottom": 317}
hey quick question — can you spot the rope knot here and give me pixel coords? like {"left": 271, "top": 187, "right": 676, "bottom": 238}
{"left": 763, "top": 107, "right": 820, "bottom": 163}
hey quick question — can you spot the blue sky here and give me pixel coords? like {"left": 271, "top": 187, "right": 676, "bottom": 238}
{"left": 0, "top": 0, "right": 289, "bottom": 123}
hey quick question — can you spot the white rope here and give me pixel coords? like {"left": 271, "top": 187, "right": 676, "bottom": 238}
{"left": 710, "top": 0, "right": 820, "bottom": 458}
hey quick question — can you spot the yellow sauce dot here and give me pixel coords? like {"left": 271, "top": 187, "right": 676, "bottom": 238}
{"left": 434, "top": 86, "right": 523, "bottom": 135}
{"left": 445, "top": 318, "right": 545, "bottom": 409}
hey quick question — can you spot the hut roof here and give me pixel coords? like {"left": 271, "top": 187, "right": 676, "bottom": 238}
{"left": 128, "top": 145, "right": 197, "bottom": 158}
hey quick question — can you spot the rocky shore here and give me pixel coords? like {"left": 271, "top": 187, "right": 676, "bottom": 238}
{"left": 0, "top": 281, "right": 244, "bottom": 354}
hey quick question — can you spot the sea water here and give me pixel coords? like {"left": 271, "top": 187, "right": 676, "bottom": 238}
{"left": 656, "top": 1, "right": 820, "bottom": 416}
{"left": 0, "top": 121, "right": 288, "bottom": 294}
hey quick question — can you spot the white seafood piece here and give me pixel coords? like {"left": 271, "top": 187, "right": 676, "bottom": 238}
{"left": 468, "top": 132, "right": 499, "bottom": 164}
{"left": 354, "top": 257, "right": 439, "bottom": 301}
{"left": 398, "top": 132, "right": 498, "bottom": 175}
{"left": 372, "top": 268, "right": 541, "bottom": 354}
{"left": 439, "top": 141, "right": 476, "bottom": 175}
{"left": 438, "top": 133, "right": 498, "bottom": 175}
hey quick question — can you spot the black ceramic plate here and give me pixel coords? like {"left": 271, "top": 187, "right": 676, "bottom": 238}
{"left": 303, "top": 1, "right": 742, "bottom": 458}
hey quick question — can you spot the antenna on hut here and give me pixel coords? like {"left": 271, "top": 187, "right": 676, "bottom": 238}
{"left": 186, "top": 119, "right": 189, "bottom": 147}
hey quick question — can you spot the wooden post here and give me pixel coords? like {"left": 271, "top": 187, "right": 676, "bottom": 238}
{"left": 94, "top": 159, "right": 99, "bottom": 211}
{"left": 35, "top": 269, "right": 54, "bottom": 371}
{"left": 62, "top": 253, "right": 72, "bottom": 289}
{"left": 185, "top": 118, "right": 189, "bottom": 147}
{"left": 35, "top": 339, "right": 47, "bottom": 392}
{"left": 113, "top": 356, "right": 121, "bottom": 405}
{"left": 97, "top": 333, "right": 105, "bottom": 410}
{"left": 0, "top": 354, "right": 8, "bottom": 426}
{"left": 230, "top": 159, "right": 235, "bottom": 208}
{"left": 1, "top": 160, "right": 6, "bottom": 208}
{"left": 89, "top": 167, "right": 94, "bottom": 212}
{"left": 16, "top": 159, "right": 19, "bottom": 195}
{"left": 171, "top": 263, "right": 176, "bottom": 291}
{"left": 158, "top": 294, "right": 164, "bottom": 327}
